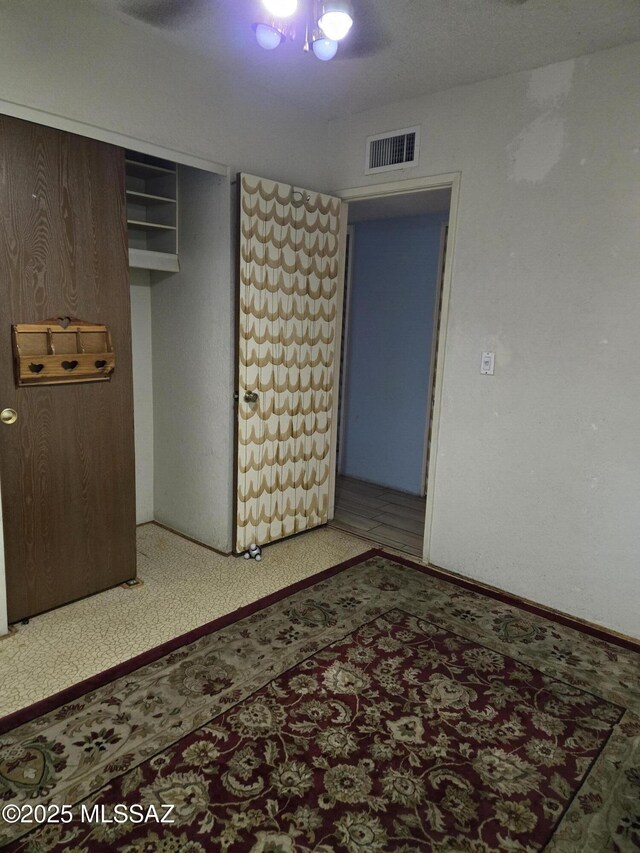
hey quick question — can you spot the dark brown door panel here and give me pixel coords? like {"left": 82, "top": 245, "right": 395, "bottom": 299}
{"left": 0, "top": 115, "right": 136, "bottom": 622}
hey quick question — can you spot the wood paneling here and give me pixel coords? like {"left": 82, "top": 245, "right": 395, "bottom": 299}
{"left": 0, "top": 116, "right": 136, "bottom": 622}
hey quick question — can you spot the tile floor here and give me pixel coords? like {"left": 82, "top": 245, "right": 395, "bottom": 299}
{"left": 0, "top": 523, "right": 372, "bottom": 718}
{"left": 330, "top": 475, "right": 426, "bottom": 557}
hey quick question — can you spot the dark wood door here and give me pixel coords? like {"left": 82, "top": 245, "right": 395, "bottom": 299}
{"left": 0, "top": 116, "right": 136, "bottom": 622}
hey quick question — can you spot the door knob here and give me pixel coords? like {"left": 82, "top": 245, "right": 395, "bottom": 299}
{"left": 1, "top": 408, "right": 17, "bottom": 425}
{"left": 244, "top": 391, "right": 259, "bottom": 403}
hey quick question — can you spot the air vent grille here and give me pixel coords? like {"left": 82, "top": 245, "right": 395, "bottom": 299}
{"left": 365, "top": 127, "right": 420, "bottom": 174}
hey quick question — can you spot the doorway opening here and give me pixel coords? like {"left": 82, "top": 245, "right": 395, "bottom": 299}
{"left": 329, "top": 176, "right": 459, "bottom": 562}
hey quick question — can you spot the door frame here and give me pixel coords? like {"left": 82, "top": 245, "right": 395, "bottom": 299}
{"left": 331, "top": 172, "right": 461, "bottom": 565}
{"left": 336, "top": 225, "right": 356, "bottom": 478}
{"left": 420, "top": 220, "right": 449, "bottom": 497}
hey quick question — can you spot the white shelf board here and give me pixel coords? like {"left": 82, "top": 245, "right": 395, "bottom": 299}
{"left": 128, "top": 248, "right": 180, "bottom": 273}
{"left": 125, "top": 159, "right": 176, "bottom": 179}
{"left": 127, "top": 189, "right": 177, "bottom": 205}
{"left": 127, "top": 219, "right": 177, "bottom": 232}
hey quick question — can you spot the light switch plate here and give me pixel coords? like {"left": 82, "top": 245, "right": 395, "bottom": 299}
{"left": 481, "top": 351, "right": 495, "bottom": 375}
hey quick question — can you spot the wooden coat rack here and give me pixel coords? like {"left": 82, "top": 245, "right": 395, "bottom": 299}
{"left": 12, "top": 317, "right": 115, "bottom": 386}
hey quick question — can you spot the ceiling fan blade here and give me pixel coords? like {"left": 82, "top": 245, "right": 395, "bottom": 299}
{"left": 117, "top": 0, "right": 208, "bottom": 28}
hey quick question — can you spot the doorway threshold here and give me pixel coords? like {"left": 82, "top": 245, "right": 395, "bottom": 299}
{"left": 330, "top": 476, "right": 425, "bottom": 557}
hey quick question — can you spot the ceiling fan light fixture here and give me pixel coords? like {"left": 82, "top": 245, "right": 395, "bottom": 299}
{"left": 253, "top": 22, "right": 286, "bottom": 50}
{"left": 318, "top": 1, "right": 353, "bottom": 41}
{"left": 262, "top": 0, "right": 298, "bottom": 17}
{"left": 312, "top": 36, "right": 338, "bottom": 61}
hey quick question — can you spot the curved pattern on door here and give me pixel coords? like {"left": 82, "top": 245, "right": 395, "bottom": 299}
{"left": 236, "top": 174, "right": 344, "bottom": 552}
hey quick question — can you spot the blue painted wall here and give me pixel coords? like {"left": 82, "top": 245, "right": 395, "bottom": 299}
{"left": 341, "top": 213, "right": 447, "bottom": 494}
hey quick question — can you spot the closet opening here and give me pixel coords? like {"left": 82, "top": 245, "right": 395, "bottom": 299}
{"left": 128, "top": 154, "right": 235, "bottom": 554}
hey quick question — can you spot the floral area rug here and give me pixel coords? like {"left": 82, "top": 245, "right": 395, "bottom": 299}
{"left": 1, "top": 550, "right": 639, "bottom": 852}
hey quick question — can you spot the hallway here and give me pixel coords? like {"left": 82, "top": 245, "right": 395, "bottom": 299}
{"left": 330, "top": 476, "right": 426, "bottom": 557}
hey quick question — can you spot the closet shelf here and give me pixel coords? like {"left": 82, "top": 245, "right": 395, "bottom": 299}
{"left": 128, "top": 248, "right": 180, "bottom": 273}
{"left": 127, "top": 220, "right": 177, "bottom": 232}
{"left": 125, "top": 159, "right": 176, "bottom": 179}
{"left": 125, "top": 150, "right": 178, "bottom": 270}
{"left": 126, "top": 189, "right": 177, "bottom": 205}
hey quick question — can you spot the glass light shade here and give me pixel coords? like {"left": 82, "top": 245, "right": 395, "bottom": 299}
{"left": 254, "top": 23, "right": 284, "bottom": 50}
{"left": 312, "top": 37, "right": 338, "bottom": 61}
{"left": 318, "top": 4, "right": 353, "bottom": 41}
{"left": 262, "top": 0, "right": 297, "bottom": 16}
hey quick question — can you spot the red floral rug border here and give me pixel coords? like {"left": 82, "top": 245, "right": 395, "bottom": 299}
{"left": 544, "top": 720, "right": 623, "bottom": 844}
{"left": 386, "top": 551, "right": 640, "bottom": 653}
{"left": 2, "top": 545, "right": 637, "bottom": 737}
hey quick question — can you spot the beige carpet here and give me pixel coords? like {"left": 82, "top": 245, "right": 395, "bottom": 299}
{"left": 0, "top": 524, "right": 371, "bottom": 718}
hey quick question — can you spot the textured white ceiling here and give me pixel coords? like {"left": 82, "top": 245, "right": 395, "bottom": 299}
{"left": 92, "top": 0, "right": 640, "bottom": 119}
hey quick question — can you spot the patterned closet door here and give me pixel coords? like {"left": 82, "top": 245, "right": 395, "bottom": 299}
{"left": 236, "top": 174, "right": 346, "bottom": 553}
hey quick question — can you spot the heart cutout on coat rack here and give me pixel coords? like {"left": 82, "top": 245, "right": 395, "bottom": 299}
{"left": 61, "top": 360, "right": 78, "bottom": 371}
{"left": 95, "top": 360, "right": 107, "bottom": 369}
{"left": 28, "top": 363, "right": 45, "bottom": 373}
{"left": 57, "top": 317, "right": 71, "bottom": 329}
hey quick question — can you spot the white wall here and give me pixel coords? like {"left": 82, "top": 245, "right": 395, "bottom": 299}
{"left": 152, "top": 168, "right": 234, "bottom": 552}
{"left": 0, "top": 0, "right": 329, "bottom": 188}
{"left": 130, "top": 271, "right": 154, "bottom": 524}
{"left": 328, "top": 42, "right": 640, "bottom": 638}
